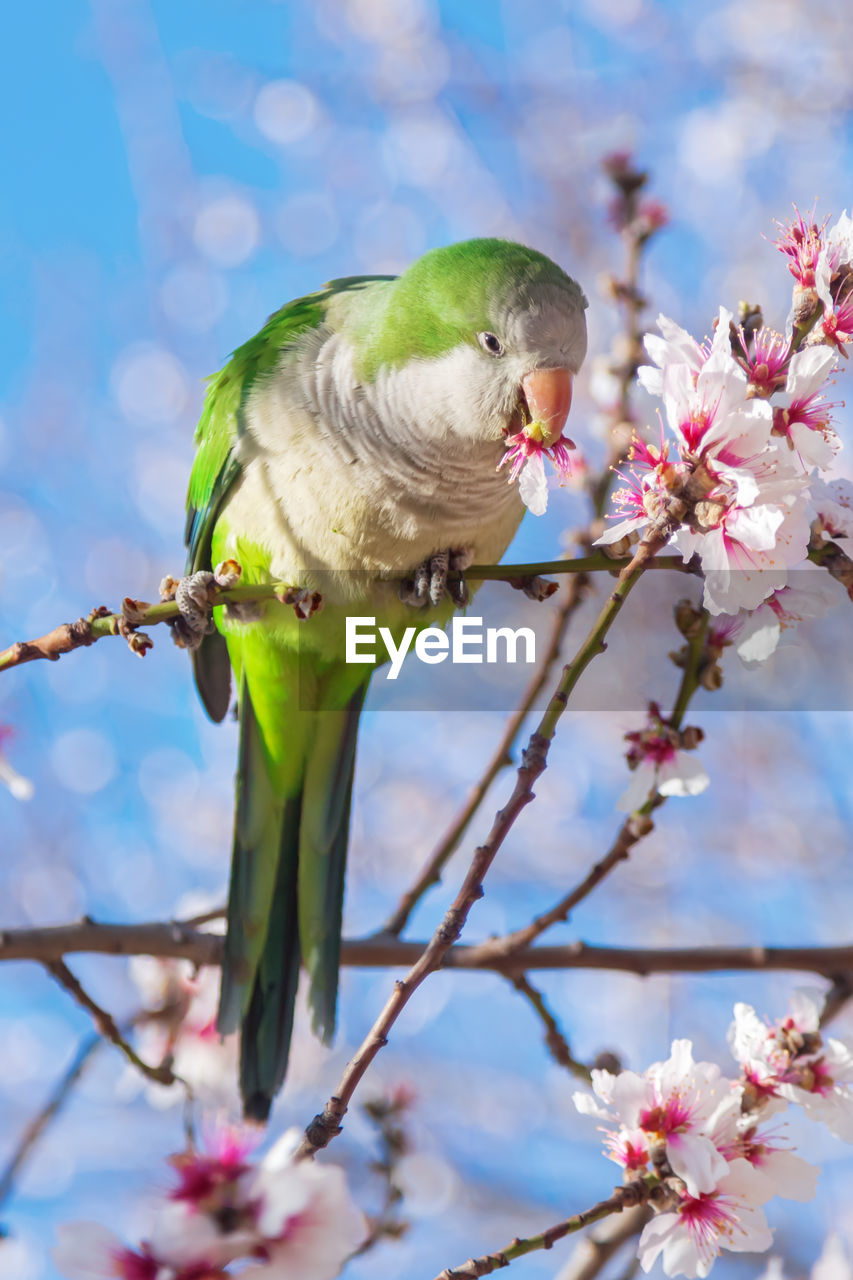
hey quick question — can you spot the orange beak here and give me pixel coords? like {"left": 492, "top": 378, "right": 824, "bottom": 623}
{"left": 520, "top": 368, "right": 574, "bottom": 447}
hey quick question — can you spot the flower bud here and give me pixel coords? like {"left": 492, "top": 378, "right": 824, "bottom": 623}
{"left": 214, "top": 559, "right": 243, "bottom": 589}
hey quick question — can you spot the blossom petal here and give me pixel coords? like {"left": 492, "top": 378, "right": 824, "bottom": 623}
{"left": 656, "top": 753, "right": 710, "bottom": 799}
{"left": 666, "top": 1131, "right": 729, "bottom": 1197}
{"left": 52, "top": 1223, "right": 127, "bottom": 1280}
{"left": 518, "top": 452, "right": 548, "bottom": 515}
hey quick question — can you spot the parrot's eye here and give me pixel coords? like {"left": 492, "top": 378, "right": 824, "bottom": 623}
{"left": 477, "top": 331, "right": 504, "bottom": 357}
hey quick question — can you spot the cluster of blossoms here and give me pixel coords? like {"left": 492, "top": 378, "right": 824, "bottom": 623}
{"left": 574, "top": 993, "right": 853, "bottom": 1278}
{"left": 608, "top": 211, "right": 853, "bottom": 809}
{"left": 53, "top": 1127, "right": 366, "bottom": 1280}
{"left": 596, "top": 208, "right": 853, "bottom": 621}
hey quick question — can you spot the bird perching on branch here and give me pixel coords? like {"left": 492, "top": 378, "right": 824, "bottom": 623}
{"left": 183, "top": 238, "right": 588, "bottom": 1120}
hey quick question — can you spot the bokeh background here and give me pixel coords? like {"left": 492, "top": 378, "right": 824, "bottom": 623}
{"left": 2, "top": 1, "right": 853, "bottom": 1277}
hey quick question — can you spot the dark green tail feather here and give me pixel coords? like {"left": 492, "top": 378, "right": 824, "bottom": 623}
{"left": 239, "top": 790, "right": 302, "bottom": 1122}
{"left": 220, "top": 677, "right": 367, "bottom": 1120}
{"left": 298, "top": 686, "right": 367, "bottom": 1041}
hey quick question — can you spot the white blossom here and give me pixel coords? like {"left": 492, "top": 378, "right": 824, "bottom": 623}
{"left": 638, "top": 1159, "right": 773, "bottom": 1278}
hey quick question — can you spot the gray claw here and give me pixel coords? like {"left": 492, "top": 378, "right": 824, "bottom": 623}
{"left": 428, "top": 550, "right": 449, "bottom": 606}
{"left": 449, "top": 575, "right": 469, "bottom": 607}
{"left": 399, "top": 547, "right": 472, "bottom": 609}
{"left": 171, "top": 571, "right": 217, "bottom": 651}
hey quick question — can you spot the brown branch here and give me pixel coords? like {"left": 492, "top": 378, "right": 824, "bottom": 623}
{"left": 432, "top": 1174, "right": 659, "bottom": 1279}
{"left": 5, "top": 919, "right": 853, "bottom": 983}
{"left": 485, "top": 807, "right": 660, "bottom": 960}
{"left": 380, "top": 569, "right": 591, "bottom": 938}
{"left": 296, "top": 731, "right": 553, "bottom": 1159}
{"left": 296, "top": 543, "right": 658, "bottom": 1159}
{"left": 479, "top": 606, "right": 710, "bottom": 961}
{"left": 44, "top": 959, "right": 180, "bottom": 1089}
{"left": 0, "top": 556, "right": 696, "bottom": 674}
{"left": 0, "top": 917, "right": 223, "bottom": 964}
{"left": 554, "top": 1206, "right": 651, "bottom": 1280}
{"left": 510, "top": 973, "right": 592, "bottom": 1081}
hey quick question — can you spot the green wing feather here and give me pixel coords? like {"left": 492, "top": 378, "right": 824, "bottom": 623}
{"left": 185, "top": 291, "right": 334, "bottom": 722}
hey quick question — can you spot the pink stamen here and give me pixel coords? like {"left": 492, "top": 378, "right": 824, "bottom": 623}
{"left": 498, "top": 430, "right": 575, "bottom": 486}
{"left": 774, "top": 206, "right": 827, "bottom": 287}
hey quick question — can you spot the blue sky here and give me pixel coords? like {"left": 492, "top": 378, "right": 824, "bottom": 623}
{"left": 1, "top": 2, "right": 853, "bottom": 1278}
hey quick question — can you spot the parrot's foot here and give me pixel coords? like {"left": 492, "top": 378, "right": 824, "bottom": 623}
{"left": 399, "top": 548, "right": 472, "bottom": 608}
{"left": 161, "top": 561, "right": 243, "bottom": 650}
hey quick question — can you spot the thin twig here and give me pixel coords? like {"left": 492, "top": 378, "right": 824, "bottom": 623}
{"left": 478, "top": 602, "right": 710, "bottom": 960}
{"left": 0, "top": 556, "right": 695, "bottom": 674}
{"left": 379, "top": 570, "right": 591, "bottom": 938}
{"left": 819, "top": 974, "right": 853, "bottom": 1027}
{"left": 432, "top": 1174, "right": 659, "bottom": 1279}
{"left": 0, "top": 1032, "right": 102, "bottom": 1216}
{"left": 44, "top": 959, "right": 179, "bottom": 1089}
{"left": 554, "top": 1206, "right": 651, "bottom": 1280}
{"left": 510, "top": 974, "right": 592, "bottom": 1081}
{"left": 296, "top": 542, "right": 659, "bottom": 1160}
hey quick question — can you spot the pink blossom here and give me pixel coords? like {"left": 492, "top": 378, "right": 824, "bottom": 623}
{"left": 771, "top": 346, "right": 840, "bottom": 470}
{"left": 737, "top": 1120, "right": 818, "bottom": 1202}
{"left": 707, "top": 565, "right": 842, "bottom": 664}
{"left": 774, "top": 208, "right": 826, "bottom": 288}
{"left": 820, "top": 290, "right": 853, "bottom": 351}
{"left": 729, "top": 996, "right": 853, "bottom": 1139}
{"left": 125, "top": 921, "right": 238, "bottom": 1112}
{"left": 498, "top": 423, "right": 575, "bottom": 515}
{"left": 618, "top": 712, "right": 709, "bottom": 813}
{"left": 811, "top": 477, "right": 853, "bottom": 549}
{"left": 54, "top": 1129, "right": 365, "bottom": 1280}
{"left": 239, "top": 1129, "right": 366, "bottom": 1279}
{"left": 736, "top": 328, "right": 790, "bottom": 398}
{"left": 52, "top": 1223, "right": 224, "bottom": 1280}
{"left": 638, "top": 1159, "right": 773, "bottom": 1279}
{"left": 597, "top": 431, "right": 687, "bottom": 546}
{"left": 574, "top": 1040, "right": 730, "bottom": 1197}
{"left": 816, "top": 211, "right": 853, "bottom": 346}
{"left": 603, "top": 308, "right": 813, "bottom": 615}
{"left": 637, "top": 312, "right": 721, "bottom": 400}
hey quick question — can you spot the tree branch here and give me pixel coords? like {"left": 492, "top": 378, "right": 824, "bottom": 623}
{"left": 510, "top": 973, "right": 592, "bottom": 1081}
{"left": 432, "top": 1175, "right": 659, "bottom": 1279}
{"left": 44, "top": 959, "right": 180, "bottom": 1090}
{"left": 379, "top": 569, "right": 592, "bottom": 938}
{"left": 5, "top": 920, "right": 853, "bottom": 982}
{"left": 477, "top": 603, "right": 710, "bottom": 961}
{"left": 295, "top": 542, "right": 658, "bottom": 1159}
{"left": 0, "top": 555, "right": 695, "bottom": 674}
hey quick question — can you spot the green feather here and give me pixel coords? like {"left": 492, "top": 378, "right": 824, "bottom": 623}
{"left": 351, "top": 238, "right": 587, "bottom": 381}
{"left": 298, "top": 683, "right": 367, "bottom": 1041}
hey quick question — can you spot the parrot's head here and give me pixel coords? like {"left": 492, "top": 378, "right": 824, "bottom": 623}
{"left": 352, "top": 238, "right": 588, "bottom": 451}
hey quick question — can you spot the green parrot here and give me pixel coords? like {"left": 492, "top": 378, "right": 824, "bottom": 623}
{"left": 183, "top": 238, "right": 587, "bottom": 1120}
